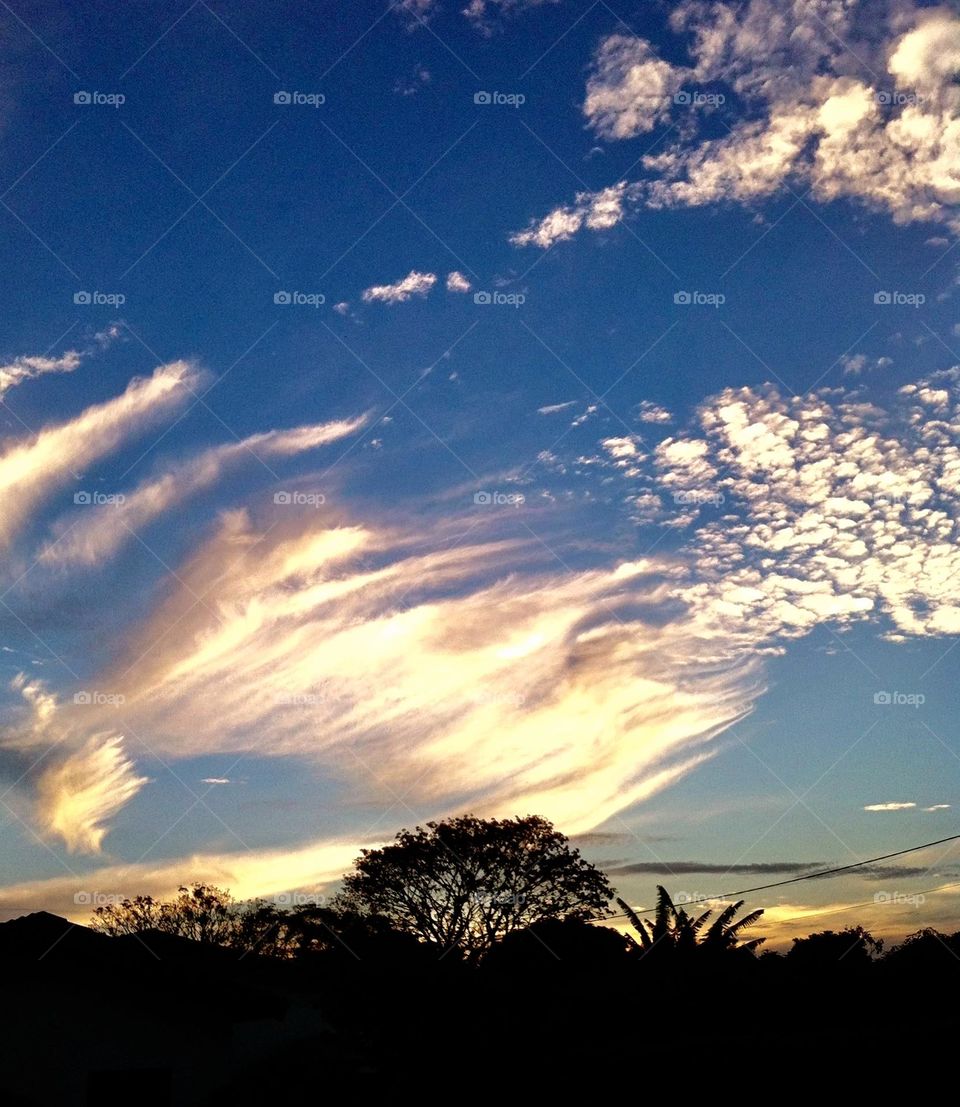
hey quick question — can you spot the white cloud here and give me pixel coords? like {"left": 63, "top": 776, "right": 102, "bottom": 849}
{"left": 840, "top": 354, "right": 894, "bottom": 376}
{"left": 446, "top": 270, "right": 472, "bottom": 293}
{"left": 0, "top": 360, "right": 202, "bottom": 549}
{"left": 537, "top": 400, "right": 577, "bottom": 415}
{"left": 636, "top": 400, "right": 673, "bottom": 424}
{"left": 0, "top": 326, "right": 123, "bottom": 400}
{"left": 511, "top": 183, "right": 631, "bottom": 248}
{"left": 513, "top": 2, "right": 960, "bottom": 246}
{"left": 34, "top": 734, "right": 147, "bottom": 853}
{"left": 583, "top": 34, "right": 688, "bottom": 140}
{"left": 864, "top": 802, "right": 917, "bottom": 812}
{"left": 362, "top": 270, "right": 438, "bottom": 303}
{"left": 14, "top": 511, "right": 761, "bottom": 851}
{"left": 40, "top": 414, "right": 367, "bottom": 568}
{"left": 0, "top": 350, "right": 82, "bottom": 400}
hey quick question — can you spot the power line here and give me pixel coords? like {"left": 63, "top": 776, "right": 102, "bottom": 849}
{"left": 606, "top": 831, "right": 960, "bottom": 920}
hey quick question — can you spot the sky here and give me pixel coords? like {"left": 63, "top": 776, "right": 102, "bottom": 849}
{"left": 0, "top": 0, "right": 959, "bottom": 947}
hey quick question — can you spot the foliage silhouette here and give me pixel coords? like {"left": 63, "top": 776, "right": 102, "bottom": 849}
{"left": 334, "top": 814, "right": 613, "bottom": 959}
{"left": 617, "top": 885, "right": 765, "bottom": 958}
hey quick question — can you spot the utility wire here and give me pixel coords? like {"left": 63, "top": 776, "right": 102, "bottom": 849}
{"left": 606, "top": 831, "right": 960, "bottom": 920}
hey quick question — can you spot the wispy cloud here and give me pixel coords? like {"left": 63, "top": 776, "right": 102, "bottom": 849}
{"left": 0, "top": 360, "right": 203, "bottom": 549}
{"left": 362, "top": 270, "right": 437, "bottom": 303}
{"left": 41, "top": 414, "right": 368, "bottom": 568}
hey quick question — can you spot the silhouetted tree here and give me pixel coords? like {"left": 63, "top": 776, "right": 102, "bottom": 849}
{"left": 786, "top": 925, "right": 882, "bottom": 968}
{"left": 90, "top": 883, "right": 298, "bottom": 956}
{"left": 883, "top": 927, "right": 960, "bottom": 970}
{"left": 617, "top": 887, "right": 764, "bottom": 956}
{"left": 333, "top": 814, "right": 613, "bottom": 959}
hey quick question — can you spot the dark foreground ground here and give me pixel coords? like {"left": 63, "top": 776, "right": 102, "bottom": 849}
{"left": 2, "top": 912, "right": 957, "bottom": 1103}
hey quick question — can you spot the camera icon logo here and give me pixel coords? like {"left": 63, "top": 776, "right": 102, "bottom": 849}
{"left": 673, "top": 90, "right": 691, "bottom": 104}
{"left": 73, "top": 691, "right": 92, "bottom": 705}
{"left": 473, "top": 291, "right": 492, "bottom": 305}
{"left": 74, "top": 91, "right": 92, "bottom": 105}
{"left": 274, "top": 291, "right": 292, "bottom": 305}
{"left": 274, "top": 491, "right": 292, "bottom": 504}
{"left": 73, "top": 491, "right": 91, "bottom": 504}
{"left": 874, "top": 691, "right": 892, "bottom": 705}
{"left": 474, "top": 91, "right": 492, "bottom": 104}
{"left": 674, "top": 290, "right": 691, "bottom": 304}
{"left": 874, "top": 291, "right": 891, "bottom": 305}
{"left": 474, "top": 491, "right": 492, "bottom": 505}
{"left": 274, "top": 91, "right": 292, "bottom": 104}
{"left": 73, "top": 291, "right": 91, "bottom": 305}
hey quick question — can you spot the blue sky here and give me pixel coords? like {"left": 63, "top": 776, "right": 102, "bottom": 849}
{"left": 0, "top": 0, "right": 959, "bottom": 944}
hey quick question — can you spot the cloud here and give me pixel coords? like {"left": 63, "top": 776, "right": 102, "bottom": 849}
{"left": 0, "top": 351, "right": 82, "bottom": 401}
{"left": 513, "top": 2, "right": 960, "bottom": 247}
{"left": 537, "top": 400, "right": 577, "bottom": 415}
{"left": 463, "top": 0, "right": 561, "bottom": 34}
{"left": 511, "top": 183, "right": 630, "bottom": 249}
{"left": 864, "top": 802, "right": 918, "bottom": 812}
{"left": 394, "top": 63, "right": 432, "bottom": 95}
{"left": 841, "top": 354, "right": 894, "bottom": 376}
{"left": 611, "top": 860, "right": 825, "bottom": 876}
{"left": 362, "top": 270, "right": 438, "bottom": 303}
{"left": 40, "top": 414, "right": 368, "bottom": 568}
{"left": 636, "top": 401, "right": 673, "bottom": 424}
{"left": 0, "top": 360, "right": 203, "bottom": 549}
{"left": 14, "top": 512, "right": 762, "bottom": 850}
{"left": 583, "top": 34, "right": 687, "bottom": 139}
{"left": 0, "top": 837, "right": 363, "bottom": 921}
{"left": 34, "top": 734, "right": 147, "bottom": 853}
{"left": 332, "top": 302, "right": 350, "bottom": 315}
{"left": 0, "top": 326, "right": 123, "bottom": 401}
{"left": 446, "top": 270, "right": 472, "bottom": 293}
{"left": 610, "top": 859, "right": 931, "bottom": 880}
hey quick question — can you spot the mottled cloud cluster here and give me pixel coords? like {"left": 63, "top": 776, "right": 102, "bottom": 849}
{"left": 514, "top": 1, "right": 960, "bottom": 247}
{"left": 571, "top": 368, "right": 960, "bottom": 649}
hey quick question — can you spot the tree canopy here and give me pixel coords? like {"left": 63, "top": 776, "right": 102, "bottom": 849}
{"left": 333, "top": 814, "right": 614, "bottom": 958}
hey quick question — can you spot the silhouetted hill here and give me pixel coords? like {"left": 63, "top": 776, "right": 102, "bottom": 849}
{"left": 0, "top": 911, "right": 109, "bottom": 961}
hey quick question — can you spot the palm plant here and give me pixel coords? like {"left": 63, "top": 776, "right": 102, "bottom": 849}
{"left": 616, "top": 886, "right": 765, "bottom": 956}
